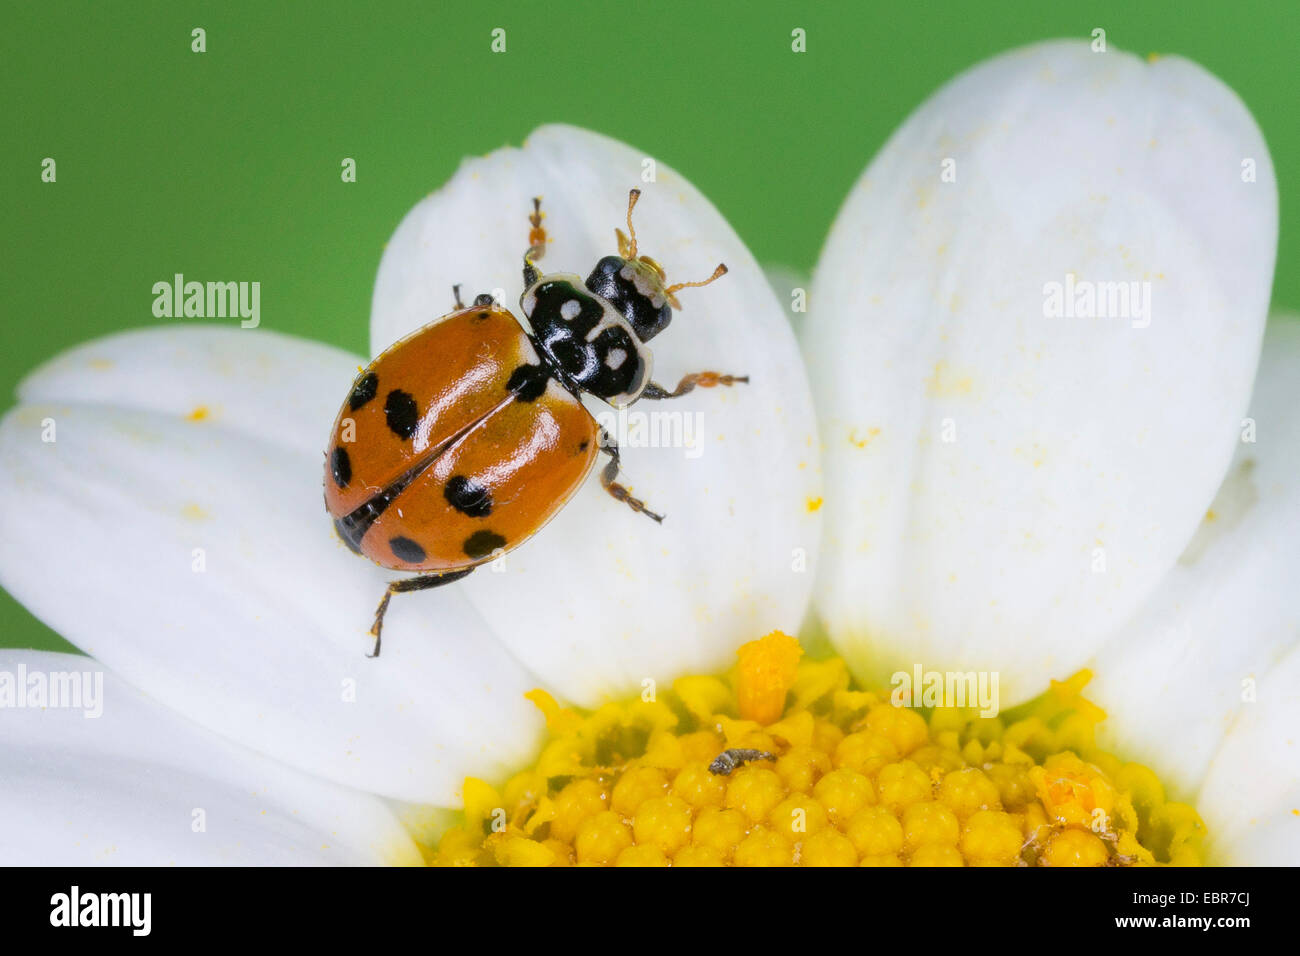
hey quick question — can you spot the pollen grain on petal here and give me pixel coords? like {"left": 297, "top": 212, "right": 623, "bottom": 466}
{"left": 180, "top": 503, "right": 210, "bottom": 521}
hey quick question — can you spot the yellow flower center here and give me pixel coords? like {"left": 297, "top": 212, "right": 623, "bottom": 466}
{"left": 429, "top": 632, "right": 1206, "bottom": 866}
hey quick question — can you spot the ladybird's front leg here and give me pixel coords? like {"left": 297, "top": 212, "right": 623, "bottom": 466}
{"left": 523, "top": 196, "right": 547, "bottom": 287}
{"left": 640, "top": 371, "right": 750, "bottom": 400}
{"left": 597, "top": 428, "right": 663, "bottom": 524}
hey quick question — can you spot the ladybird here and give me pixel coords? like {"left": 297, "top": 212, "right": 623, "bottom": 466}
{"left": 325, "top": 190, "right": 746, "bottom": 655}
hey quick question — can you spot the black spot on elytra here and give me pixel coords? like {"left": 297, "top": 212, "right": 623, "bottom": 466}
{"left": 445, "top": 475, "right": 492, "bottom": 517}
{"left": 330, "top": 446, "right": 352, "bottom": 488}
{"left": 578, "top": 440, "right": 590, "bottom": 453}
{"left": 506, "top": 364, "right": 549, "bottom": 402}
{"left": 349, "top": 372, "right": 378, "bottom": 410}
{"left": 389, "top": 536, "right": 427, "bottom": 564}
{"left": 334, "top": 453, "right": 441, "bottom": 551}
{"left": 384, "top": 389, "right": 419, "bottom": 439}
{"left": 463, "top": 529, "right": 506, "bottom": 560}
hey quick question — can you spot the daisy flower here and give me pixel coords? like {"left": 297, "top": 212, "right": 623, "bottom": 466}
{"left": 1, "top": 40, "right": 1293, "bottom": 866}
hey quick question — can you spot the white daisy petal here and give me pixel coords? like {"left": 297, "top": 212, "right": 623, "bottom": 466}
{"left": 0, "top": 651, "right": 420, "bottom": 865}
{"left": 371, "top": 124, "right": 821, "bottom": 703}
{"left": 1197, "top": 641, "right": 1300, "bottom": 865}
{"left": 803, "top": 41, "right": 1277, "bottom": 702}
{"left": 0, "top": 393, "right": 544, "bottom": 805}
{"left": 18, "top": 325, "right": 360, "bottom": 458}
{"left": 1220, "top": 807, "right": 1300, "bottom": 867}
{"left": 1088, "top": 319, "right": 1300, "bottom": 796}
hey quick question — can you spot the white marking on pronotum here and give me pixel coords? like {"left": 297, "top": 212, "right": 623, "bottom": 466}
{"left": 560, "top": 299, "right": 582, "bottom": 320}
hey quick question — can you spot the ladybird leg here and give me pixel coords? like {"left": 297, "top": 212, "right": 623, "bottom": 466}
{"left": 451, "top": 284, "right": 466, "bottom": 310}
{"left": 640, "top": 371, "right": 750, "bottom": 400}
{"left": 523, "top": 196, "right": 546, "bottom": 287}
{"left": 597, "top": 429, "right": 664, "bottom": 524}
{"left": 368, "top": 568, "right": 476, "bottom": 657}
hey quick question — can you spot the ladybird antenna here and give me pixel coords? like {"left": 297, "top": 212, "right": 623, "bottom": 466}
{"left": 664, "top": 263, "right": 728, "bottom": 297}
{"left": 617, "top": 188, "right": 642, "bottom": 259}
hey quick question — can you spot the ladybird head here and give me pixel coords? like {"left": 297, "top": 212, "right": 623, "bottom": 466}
{"left": 584, "top": 189, "right": 728, "bottom": 342}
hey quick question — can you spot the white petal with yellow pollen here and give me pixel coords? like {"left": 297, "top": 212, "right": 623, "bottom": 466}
{"left": 1088, "top": 319, "right": 1300, "bottom": 797}
{"left": 0, "top": 651, "right": 420, "bottom": 865}
{"left": 0, "top": 330, "right": 546, "bottom": 805}
{"left": 803, "top": 41, "right": 1276, "bottom": 703}
{"left": 19, "top": 325, "right": 360, "bottom": 458}
{"left": 371, "top": 124, "right": 821, "bottom": 703}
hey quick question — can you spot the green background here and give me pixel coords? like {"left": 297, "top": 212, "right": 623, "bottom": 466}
{"left": 1, "top": 0, "right": 1296, "bottom": 652}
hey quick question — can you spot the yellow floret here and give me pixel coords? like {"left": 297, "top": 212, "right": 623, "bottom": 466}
{"left": 672, "top": 760, "right": 728, "bottom": 808}
{"left": 639, "top": 730, "right": 686, "bottom": 771}
{"left": 549, "top": 778, "right": 608, "bottom": 844}
{"left": 812, "top": 719, "right": 845, "bottom": 755}
{"left": 901, "top": 801, "right": 961, "bottom": 851}
{"left": 491, "top": 835, "right": 556, "bottom": 867}
{"left": 632, "top": 795, "right": 694, "bottom": 854}
{"left": 907, "top": 744, "right": 965, "bottom": 775}
{"left": 1031, "top": 753, "right": 1117, "bottom": 829}
{"left": 768, "top": 793, "right": 829, "bottom": 840}
{"left": 800, "top": 828, "right": 859, "bottom": 866}
{"left": 678, "top": 731, "right": 726, "bottom": 764}
{"left": 692, "top": 807, "right": 749, "bottom": 859}
{"left": 610, "top": 766, "right": 669, "bottom": 816}
{"left": 574, "top": 810, "right": 633, "bottom": 865}
{"left": 875, "top": 760, "right": 932, "bottom": 812}
{"left": 734, "top": 826, "right": 794, "bottom": 866}
{"left": 959, "top": 809, "right": 1024, "bottom": 866}
{"left": 834, "top": 731, "right": 899, "bottom": 776}
{"left": 775, "top": 746, "right": 832, "bottom": 792}
{"left": 734, "top": 630, "right": 802, "bottom": 724}
{"left": 1043, "top": 828, "right": 1110, "bottom": 867}
{"left": 436, "top": 827, "right": 485, "bottom": 866}
{"left": 615, "top": 844, "right": 670, "bottom": 867}
{"left": 523, "top": 688, "right": 584, "bottom": 735}
{"left": 674, "top": 844, "right": 726, "bottom": 867}
{"left": 910, "top": 843, "right": 965, "bottom": 867}
{"left": 814, "top": 768, "right": 876, "bottom": 826}
{"left": 938, "top": 768, "right": 1003, "bottom": 819}
{"left": 725, "top": 766, "right": 787, "bottom": 824}
{"left": 673, "top": 675, "right": 734, "bottom": 723}
{"left": 985, "top": 761, "right": 1036, "bottom": 810}
{"left": 863, "top": 703, "right": 930, "bottom": 755}
{"left": 846, "top": 805, "right": 904, "bottom": 856}
{"left": 541, "top": 838, "right": 572, "bottom": 866}
{"left": 767, "top": 710, "right": 816, "bottom": 750}
{"left": 460, "top": 777, "right": 502, "bottom": 833}
{"left": 859, "top": 853, "right": 904, "bottom": 867}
